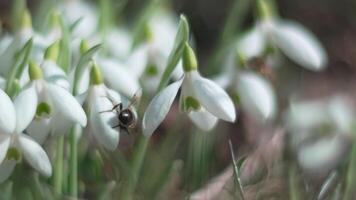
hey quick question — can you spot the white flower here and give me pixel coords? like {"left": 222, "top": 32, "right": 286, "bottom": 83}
{"left": 143, "top": 70, "right": 236, "bottom": 136}
{"left": 96, "top": 58, "right": 141, "bottom": 98}
{"left": 286, "top": 96, "right": 353, "bottom": 173}
{"left": 237, "top": 14, "right": 327, "bottom": 71}
{"left": 214, "top": 61, "right": 277, "bottom": 122}
{"left": 22, "top": 63, "right": 87, "bottom": 144}
{"left": 0, "top": 89, "right": 51, "bottom": 182}
{"left": 81, "top": 84, "right": 121, "bottom": 151}
{"left": 59, "top": 0, "right": 98, "bottom": 38}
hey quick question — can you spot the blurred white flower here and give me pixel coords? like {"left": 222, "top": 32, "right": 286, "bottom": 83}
{"left": 143, "top": 44, "right": 236, "bottom": 136}
{"left": 286, "top": 96, "right": 353, "bottom": 173}
{"left": 59, "top": 0, "right": 98, "bottom": 38}
{"left": 22, "top": 63, "right": 87, "bottom": 144}
{"left": 0, "top": 9, "right": 58, "bottom": 80}
{"left": 237, "top": 3, "right": 327, "bottom": 71}
{"left": 0, "top": 89, "right": 51, "bottom": 182}
{"left": 236, "top": 72, "right": 276, "bottom": 120}
{"left": 214, "top": 58, "right": 276, "bottom": 122}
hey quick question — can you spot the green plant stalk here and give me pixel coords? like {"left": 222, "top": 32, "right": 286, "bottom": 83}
{"left": 207, "top": 0, "right": 252, "bottom": 74}
{"left": 53, "top": 136, "right": 64, "bottom": 195}
{"left": 343, "top": 141, "right": 356, "bottom": 200}
{"left": 68, "top": 128, "right": 78, "bottom": 197}
{"left": 121, "top": 136, "right": 149, "bottom": 200}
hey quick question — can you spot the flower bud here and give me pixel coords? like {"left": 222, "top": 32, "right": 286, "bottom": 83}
{"left": 20, "top": 8, "right": 32, "bottom": 29}
{"left": 257, "top": 0, "right": 273, "bottom": 20}
{"left": 80, "top": 39, "right": 90, "bottom": 55}
{"left": 44, "top": 40, "right": 60, "bottom": 61}
{"left": 90, "top": 62, "right": 104, "bottom": 85}
{"left": 182, "top": 43, "right": 198, "bottom": 72}
{"left": 29, "top": 61, "right": 43, "bottom": 80}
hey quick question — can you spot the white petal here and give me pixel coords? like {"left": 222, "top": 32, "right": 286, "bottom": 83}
{"left": 13, "top": 84, "right": 38, "bottom": 133}
{"left": 236, "top": 72, "right": 276, "bottom": 121}
{"left": 17, "top": 134, "right": 52, "bottom": 177}
{"left": 188, "top": 109, "right": 218, "bottom": 131}
{"left": 27, "top": 118, "right": 51, "bottom": 145}
{"left": 270, "top": 20, "right": 327, "bottom": 71}
{"left": 0, "top": 160, "right": 16, "bottom": 183}
{"left": 46, "top": 83, "right": 87, "bottom": 126}
{"left": 192, "top": 73, "right": 236, "bottom": 122}
{"left": 0, "top": 89, "right": 16, "bottom": 134}
{"left": 90, "top": 95, "right": 119, "bottom": 151}
{"left": 42, "top": 60, "right": 70, "bottom": 90}
{"left": 287, "top": 100, "right": 328, "bottom": 132}
{"left": 126, "top": 45, "right": 148, "bottom": 77}
{"left": 0, "top": 134, "right": 11, "bottom": 163}
{"left": 327, "top": 97, "right": 353, "bottom": 133}
{"left": 106, "top": 28, "right": 132, "bottom": 59}
{"left": 142, "top": 79, "right": 183, "bottom": 136}
{"left": 98, "top": 59, "right": 140, "bottom": 97}
{"left": 237, "top": 26, "right": 266, "bottom": 59}
{"left": 298, "top": 136, "right": 345, "bottom": 172}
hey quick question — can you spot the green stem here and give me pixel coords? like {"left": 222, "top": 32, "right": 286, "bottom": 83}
{"left": 344, "top": 141, "right": 356, "bottom": 200}
{"left": 121, "top": 136, "right": 149, "bottom": 200}
{"left": 68, "top": 128, "right": 78, "bottom": 197}
{"left": 207, "top": 0, "right": 252, "bottom": 74}
{"left": 53, "top": 136, "right": 64, "bottom": 195}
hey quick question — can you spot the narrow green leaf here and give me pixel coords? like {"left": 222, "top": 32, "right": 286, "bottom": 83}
{"left": 57, "top": 16, "right": 71, "bottom": 73}
{"left": 5, "top": 38, "right": 33, "bottom": 97}
{"left": 156, "top": 15, "right": 189, "bottom": 92}
{"left": 72, "top": 44, "right": 101, "bottom": 95}
{"left": 229, "top": 140, "right": 245, "bottom": 200}
{"left": 317, "top": 171, "right": 338, "bottom": 200}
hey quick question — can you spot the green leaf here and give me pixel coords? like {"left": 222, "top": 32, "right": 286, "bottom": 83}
{"left": 5, "top": 38, "right": 33, "bottom": 97}
{"left": 57, "top": 16, "right": 71, "bottom": 73}
{"left": 72, "top": 44, "right": 101, "bottom": 95}
{"left": 229, "top": 140, "right": 245, "bottom": 200}
{"left": 156, "top": 15, "right": 189, "bottom": 92}
{"left": 317, "top": 171, "right": 338, "bottom": 200}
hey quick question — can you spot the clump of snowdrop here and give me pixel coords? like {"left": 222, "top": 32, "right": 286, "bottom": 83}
{"left": 143, "top": 43, "right": 236, "bottom": 136}
{"left": 238, "top": 0, "right": 328, "bottom": 71}
{"left": 286, "top": 96, "right": 353, "bottom": 174}
{"left": 0, "top": 89, "right": 51, "bottom": 182}
{"left": 79, "top": 63, "right": 122, "bottom": 151}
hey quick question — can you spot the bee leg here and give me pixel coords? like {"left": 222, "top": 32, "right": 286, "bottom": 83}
{"left": 99, "top": 103, "right": 122, "bottom": 113}
{"left": 112, "top": 124, "right": 120, "bottom": 129}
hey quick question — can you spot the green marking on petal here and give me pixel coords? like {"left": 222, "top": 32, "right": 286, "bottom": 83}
{"left": 145, "top": 64, "right": 159, "bottom": 77}
{"left": 36, "top": 102, "right": 52, "bottom": 118}
{"left": 184, "top": 96, "right": 201, "bottom": 111}
{"left": 6, "top": 147, "right": 21, "bottom": 162}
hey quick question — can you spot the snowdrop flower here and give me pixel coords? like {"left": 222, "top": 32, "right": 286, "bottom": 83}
{"left": 59, "top": 0, "right": 98, "bottom": 38}
{"left": 143, "top": 43, "right": 236, "bottom": 136}
{"left": 79, "top": 64, "right": 121, "bottom": 150}
{"left": 97, "top": 57, "right": 142, "bottom": 98}
{"left": 21, "top": 62, "right": 86, "bottom": 144}
{"left": 215, "top": 53, "right": 276, "bottom": 121}
{"left": 0, "top": 9, "right": 52, "bottom": 78}
{"left": 286, "top": 96, "right": 353, "bottom": 173}
{"left": 237, "top": 0, "right": 327, "bottom": 71}
{"left": 0, "top": 89, "right": 51, "bottom": 182}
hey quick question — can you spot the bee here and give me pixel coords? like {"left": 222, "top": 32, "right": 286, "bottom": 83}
{"left": 100, "top": 92, "right": 140, "bottom": 134}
